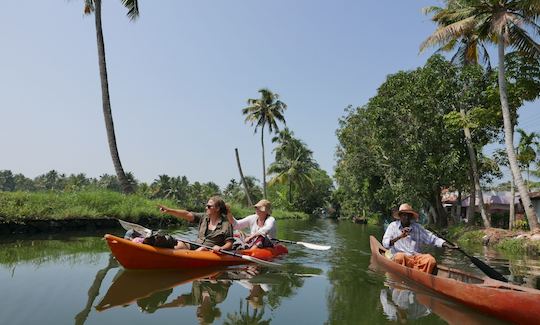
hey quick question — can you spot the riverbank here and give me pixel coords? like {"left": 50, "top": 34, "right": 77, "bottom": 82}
{"left": 448, "top": 225, "right": 540, "bottom": 256}
{"left": 0, "top": 191, "right": 308, "bottom": 235}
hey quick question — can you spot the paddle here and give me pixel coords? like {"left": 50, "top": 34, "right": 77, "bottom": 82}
{"left": 117, "top": 219, "right": 282, "bottom": 268}
{"left": 271, "top": 238, "right": 331, "bottom": 251}
{"left": 427, "top": 227, "right": 508, "bottom": 283}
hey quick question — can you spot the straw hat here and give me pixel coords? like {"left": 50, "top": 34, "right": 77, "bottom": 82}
{"left": 392, "top": 203, "right": 419, "bottom": 219}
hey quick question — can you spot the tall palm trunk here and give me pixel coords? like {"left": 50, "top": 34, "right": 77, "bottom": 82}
{"left": 467, "top": 169, "right": 476, "bottom": 226}
{"left": 261, "top": 129, "right": 267, "bottom": 199}
{"left": 509, "top": 178, "right": 515, "bottom": 230}
{"left": 497, "top": 40, "right": 539, "bottom": 231}
{"left": 461, "top": 108, "right": 490, "bottom": 227}
{"left": 235, "top": 148, "right": 253, "bottom": 206}
{"left": 94, "top": 0, "right": 132, "bottom": 194}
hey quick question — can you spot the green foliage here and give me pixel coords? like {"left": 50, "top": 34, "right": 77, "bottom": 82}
{"left": 495, "top": 238, "right": 530, "bottom": 255}
{"left": 335, "top": 56, "right": 479, "bottom": 220}
{"left": 456, "top": 230, "right": 485, "bottom": 246}
{"left": 514, "top": 219, "right": 530, "bottom": 231}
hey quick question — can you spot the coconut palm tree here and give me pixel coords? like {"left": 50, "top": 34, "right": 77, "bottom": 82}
{"left": 268, "top": 130, "right": 318, "bottom": 203}
{"left": 516, "top": 128, "right": 539, "bottom": 187}
{"left": 422, "top": 4, "right": 493, "bottom": 227}
{"left": 83, "top": 0, "right": 139, "bottom": 194}
{"left": 242, "top": 88, "right": 287, "bottom": 198}
{"left": 421, "top": 0, "right": 540, "bottom": 230}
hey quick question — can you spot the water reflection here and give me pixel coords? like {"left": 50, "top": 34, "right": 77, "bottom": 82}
{"left": 96, "top": 264, "right": 320, "bottom": 324}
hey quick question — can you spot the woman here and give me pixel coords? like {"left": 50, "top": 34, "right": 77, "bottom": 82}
{"left": 158, "top": 196, "right": 234, "bottom": 252}
{"left": 227, "top": 199, "right": 276, "bottom": 248}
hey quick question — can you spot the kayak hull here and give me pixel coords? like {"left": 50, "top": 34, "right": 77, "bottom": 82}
{"left": 369, "top": 236, "right": 540, "bottom": 324}
{"left": 104, "top": 234, "right": 287, "bottom": 269}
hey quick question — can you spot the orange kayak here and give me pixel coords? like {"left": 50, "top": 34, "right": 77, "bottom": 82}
{"left": 104, "top": 234, "right": 288, "bottom": 269}
{"left": 369, "top": 235, "right": 540, "bottom": 324}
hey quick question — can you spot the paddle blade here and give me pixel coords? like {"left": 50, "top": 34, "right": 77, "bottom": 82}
{"left": 467, "top": 254, "right": 508, "bottom": 283}
{"left": 240, "top": 255, "right": 283, "bottom": 268}
{"left": 296, "top": 241, "right": 331, "bottom": 250}
{"left": 118, "top": 219, "right": 152, "bottom": 238}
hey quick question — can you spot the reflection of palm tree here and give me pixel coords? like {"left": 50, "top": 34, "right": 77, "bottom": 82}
{"left": 224, "top": 300, "right": 271, "bottom": 325}
{"left": 74, "top": 255, "right": 118, "bottom": 325}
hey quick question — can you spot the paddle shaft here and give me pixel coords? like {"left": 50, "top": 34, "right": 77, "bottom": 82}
{"left": 271, "top": 238, "right": 331, "bottom": 250}
{"left": 428, "top": 228, "right": 508, "bottom": 283}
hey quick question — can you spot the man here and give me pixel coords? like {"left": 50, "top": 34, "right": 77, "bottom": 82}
{"left": 382, "top": 203, "right": 456, "bottom": 274}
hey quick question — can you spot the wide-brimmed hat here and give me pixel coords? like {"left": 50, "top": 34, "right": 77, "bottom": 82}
{"left": 254, "top": 199, "right": 272, "bottom": 213}
{"left": 392, "top": 203, "right": 419, "bottom": 219}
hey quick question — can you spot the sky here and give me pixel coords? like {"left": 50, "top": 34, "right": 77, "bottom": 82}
{"left": 1, "top": 0, "right": 539, "bottom": 188}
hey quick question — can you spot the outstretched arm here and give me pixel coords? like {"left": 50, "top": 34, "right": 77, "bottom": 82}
{"left": 158, "top": 204, "right": 195, "bottom": 223}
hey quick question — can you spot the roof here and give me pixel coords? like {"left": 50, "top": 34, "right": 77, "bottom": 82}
{"left": 461, "top": 191, "right": 520, "bottom": 207}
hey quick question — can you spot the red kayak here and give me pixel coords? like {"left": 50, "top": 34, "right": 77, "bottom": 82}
{"left": 369, "top": 235, "right": 540, "bottom": 324}
{"left": 104, "top": 234, "right": 287, "bottom": 270}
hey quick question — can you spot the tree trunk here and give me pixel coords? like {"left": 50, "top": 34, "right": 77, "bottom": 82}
{"left": 467, "top": 170, "right": 476, "bottom": 226}
{"left": 497, "top": 40, "right": 539, "bottom": 231}
{"left": 461, "top": 109, "right": 490, "bottom": 227}
{"left": 455, "top": 190, "right": 462, "bottom": 224}
{"left": 510, "top": 178, "right": 515, "bottom": 230}
{"left": 235, "top": 148, "right": 253, "bottom": 206}
{"left": 434, "top": 190, "right": 448, "bottom": 228}
{"left": 261, "top": 128, "right": 267, "bottom": 199}
{"left": 94, "top": 0, "right": 132, "bottom": 194}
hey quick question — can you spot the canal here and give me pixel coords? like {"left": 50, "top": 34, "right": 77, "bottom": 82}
{"left": 1, "top": 218, "right": 538, "bottom": 324}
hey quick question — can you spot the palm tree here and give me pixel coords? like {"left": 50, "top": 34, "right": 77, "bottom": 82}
{"left": 421, "top": 5, "right": 492, "bottom": 227}
{"left": 268, "top": 129, "right": 318, "bottom": 203}
{"left": 516, "top": 128, "right": 539, "bottom": 187}
{"left": 242, "top": 88, "right": 287, "bottom": 198}
{"left": 421, "top": 0, "right": 540, "bottom": 230}
{"left": 83, "top": 0, "right": 139, "bottom": 194}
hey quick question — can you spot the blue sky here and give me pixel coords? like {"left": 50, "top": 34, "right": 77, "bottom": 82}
{"left": 1, "top": 0, "right": 538, "bottom": 187}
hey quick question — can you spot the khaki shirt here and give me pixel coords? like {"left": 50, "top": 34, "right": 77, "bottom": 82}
{"left": 192, "top": 213, "right": 234, "bottom": 247}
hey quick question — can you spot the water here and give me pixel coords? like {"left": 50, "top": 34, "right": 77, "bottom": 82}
{"left": 1, "top": 218, "right": 537, "bottom": 324}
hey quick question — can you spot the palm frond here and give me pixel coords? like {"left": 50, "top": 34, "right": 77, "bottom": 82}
{"left": 420, "top": 16, "right": 476, "bottom": 52}
{"left": 121, "top": 0, "right": 140, "bottom": 20}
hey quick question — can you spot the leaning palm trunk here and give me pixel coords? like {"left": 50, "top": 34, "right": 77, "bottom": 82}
{"left": 261, "top": 130, "right": 267, "bottom": 199}
{"left": 235, "top": 148, "right": 253, "bottom": 206}
{"left": 510, "top": 178, "right": 515, "bottom": 230}
{"left": 94, "top": 0, "right": 132, "bottom": 194}
{"left": 497, "top": 40, "right": 539, "bottom": 231}
{"left": 462, "top": 108, "right": 490, "bottom": 227}
{"left": 467, "top": 169, "right": 476, "bottom": 226}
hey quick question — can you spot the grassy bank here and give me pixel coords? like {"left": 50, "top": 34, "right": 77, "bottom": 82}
{"left": 0, "top": 190, "right": 308, "bottom": 223}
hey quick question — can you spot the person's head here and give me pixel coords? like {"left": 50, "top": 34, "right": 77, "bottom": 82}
{"left": 206, "top": 196, "right": 227, "bottom": 216}
{"left": 392, "top": 203, "right": 419, "bottom": 227}
{"left": 254, "top": 199, "right": 272, "bottom": 218}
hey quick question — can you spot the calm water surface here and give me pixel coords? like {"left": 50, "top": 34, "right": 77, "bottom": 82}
{"left": 1, "top": 218, "right": 538, "bottom": 325}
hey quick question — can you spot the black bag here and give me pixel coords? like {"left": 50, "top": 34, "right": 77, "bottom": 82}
{"left": 143, "top": 233, "right": 178, "bottom": 248}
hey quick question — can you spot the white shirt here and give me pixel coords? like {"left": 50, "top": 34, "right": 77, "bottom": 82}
{"left": 230, "top": 214, "right": 277, "bottom": 238}
{"left": 382, "top": 221, "right": 445, "bottom": 255}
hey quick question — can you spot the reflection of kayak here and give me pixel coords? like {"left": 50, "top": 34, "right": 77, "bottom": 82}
{"left": 370, "top": 236, "right": 540, "bottom": 324}
{"left": 95, "top": 268, "right": 221, "bottom": 311}
{"left": 104, "top": 234, "right": 288, "bottom": 269}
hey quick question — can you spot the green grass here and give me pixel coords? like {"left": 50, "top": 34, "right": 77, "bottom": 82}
{"left": 0, "top": 190, "right": 176, "bottom": 222}
{"left": 0, "top": 191, "right": 308, "bottom": 223}
{"left": 495, "top": 238, "right": 540, "bottom": 255}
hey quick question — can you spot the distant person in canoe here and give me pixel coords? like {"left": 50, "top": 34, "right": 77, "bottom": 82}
{"left": 158, "top": 195, "right": 234, "bottom": 252}
{"left": 227, "top": 199, "right": 276, "bottom": 248}
{"left": 382, "top": 203, "right": 457, "bottom": 274}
